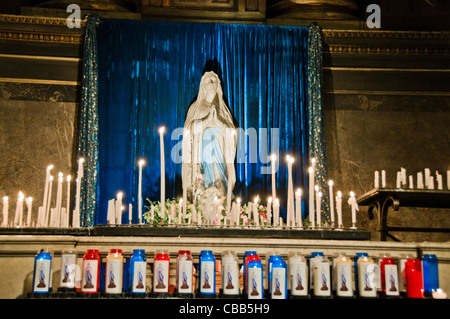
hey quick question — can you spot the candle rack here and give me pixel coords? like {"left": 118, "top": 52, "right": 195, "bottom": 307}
{"left": 0, "top": 225, "right": 370, "bottom": 240}
{"left": 357, "top": 188, "right": 450, "bottom": 241}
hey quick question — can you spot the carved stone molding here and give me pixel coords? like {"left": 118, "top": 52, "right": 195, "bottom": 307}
{"left": 0, "top": 14, "right": 86, "bottom": 27}
{"left": 322, "top": 29, "right": 450, "bottom": 55}
{"left": 0, "top": 30, "right": 83, "bottom": 44}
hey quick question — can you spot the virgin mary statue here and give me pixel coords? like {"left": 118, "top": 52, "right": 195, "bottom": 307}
{"left": 181, "top": 71, "right": 237, "bottom": 213}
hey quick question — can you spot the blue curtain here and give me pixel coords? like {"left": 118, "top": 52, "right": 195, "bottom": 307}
{"left": 79, "top": 17, "right": 328, "bottom": 226}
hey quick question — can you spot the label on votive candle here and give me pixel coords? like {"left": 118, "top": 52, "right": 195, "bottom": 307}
{"left": 290, "top": 259, "right": 308, "bottom": 296}
{"left": 200, "top": 261, "right": 215, "bottom": 294}
{"left": 59, "top": 254, "right": 77, "bottom": 289}
{"left": 33, "top": 260, "right": 51, "bottom": 293}
{"left": 384, "top": 264, "right": 399, "bottom": 296}
{"left": 247, "top": 267, "right": 263, "bottom": 299}
{"left": 153, "top": 260, "right": 169, "bottom": 293}
{"left": 81, "top": 260, "right": 99, "bottom": 293}
{"left": 271, "top": 267, "right": 286, "bottom": 299}
{"left": 358, "top": 262, "right": 377, "bottom": 297}
{"left": 336, "top": 262, "right": 353, "bottom": 297}
{"left": 177, "top": 259, "right": 193, "bottom": 294}
{"left": 131, "top": 261, "right": 147, "bottom": 293}
{"left": 222, "top": 260, "right": 239, "bottom": 295}
{"left": 105, "top": 258, "right": 123, "bottom": 294}
{"left": 313, "top": 262, "right": 331, "bottom": 296}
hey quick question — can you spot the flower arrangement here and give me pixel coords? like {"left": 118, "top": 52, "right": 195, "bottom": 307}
{"left": 143, "top": 197, "right": 272, "bottom": 227}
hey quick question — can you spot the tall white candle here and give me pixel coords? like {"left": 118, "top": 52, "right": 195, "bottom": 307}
{"left": 178, "top": 198, "right": 183, "bottom": 225}
{"left": 2, "top": 196, "right": 8, "bottom": 227}
{"left": 436, "top": 171, "right": 443, "bottom": 190}
{"left": 26, "top": 197, "right": 32, "bottom": 227}
{"left": 107, "top": 199, "right": 115, "bottom": 224}
{"left": 65, "top": 175, "right": 71, "bottom": 228}
{"left": 236, "top": 197, "right": 241, "bottom": 226}
{"left": 396, "top": 171, "right": 401, "bottom": 188}
{"left": 159, "top": 127, "right": 166, "bottom": 220}
{"left": 417, "top": 172, "right": 424, "bottom": 189}
{"left": 15, "top": 191, "right": 24, "bottom": 227}
{"left": 447, "top": 170, "right": 450, "bottom": 190}
{"left": 428, "top": 176, "right": 435, "bottom": 190}
{"left": 42, "top": 164, "right": 53, "bottom": 228}
{"left": 295, "top": 189, "right": 302, "bottom": 228}
{"left": 116, "top": 192, "right": 123, "bottom": 224}
{"left": 267, "top": 197, "right": 272, "bottom": 226}
{"left": 55, "top": 172, "right": 63, "bottom": 227}
{"left": 409, "top": 175, "right": 414, "bottom": 189}
{"left": 374, "top": 171, "right": 379, "bottom": 188}
{"left": 129, "top": 203, "right": 133, "bottom": 224}
{"left": 381, "top": 170, "right": 386, "bottom": 188}
{"left": 138, "top": 159, "right": 145, "bottom": 225}
{"left": 308, "top": 164, "right": 315, "bottom": 228}
{"left": 328, "top": 180, "right": 335, "bottom": 226}
{"left": 253, "top": 196, "right": 259, "bottom": 226}
{"left": 45, "top": 176, "right": 53, "bottom": 227}
{"left": 271, "top": 154, "right": 277, "bottom": 201}
{"left": 336, "top": 191, "right": 342, "bottom": 228}
{"left": 170, "top": 202, "right": 175, "bottom": 225}
{"left": 37, "top": 206, "right": 44, "bottom": 227}
{"left": 229, "top": 202, "right": 234, "bottom": 226}
{"left": 60, "top": 207, "right": 67, "bottom": 229}
{"left": 286, "top": 155, "right": 295, "bottom": 227}
{"left": 315, "top": 186, "right": 322, "bottom": 228}
{"left": 183, "top": 184, "right": 187, "bottom": 221}
{"left": 348, "top": 191, "right": 358, "bottom": 227}
{"left": 274, "top": 198, "right": 280, "bottom": 227}
{"left": 424, "top": 168, "right": 430, "bottom": 188}
{"left": 401, "top": 167, "right": 407, "bottom": 186}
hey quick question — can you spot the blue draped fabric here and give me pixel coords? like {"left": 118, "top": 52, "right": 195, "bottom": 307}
{"left": 79, "top": 18, "right": 327, "bottom": 225}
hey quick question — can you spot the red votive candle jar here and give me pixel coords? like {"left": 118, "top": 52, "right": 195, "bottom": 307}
{"left": 153, "top": 250, "right": 170, "bottom": 294}
{"left": 405, "top": 258, "right": 424, "bottom": 298}
{"left": 380, "top": 257, "right": 400, "bottom": 297}
{"left": 81, "top": 249, "right": 101, "bottom": 294}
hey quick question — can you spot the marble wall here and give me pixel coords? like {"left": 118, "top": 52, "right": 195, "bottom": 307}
{"left": 324, "top": 93, "right": 450, "bottom": 241}
{"left": 0, "top": 82, "right": 78, "bottom": 220}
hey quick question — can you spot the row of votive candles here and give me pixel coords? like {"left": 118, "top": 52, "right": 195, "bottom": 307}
{"left": 375, "top": 168, "right": 450, "bottom": 190}
{"left": 31, "top": 249, "right": 446, "bottom": 299}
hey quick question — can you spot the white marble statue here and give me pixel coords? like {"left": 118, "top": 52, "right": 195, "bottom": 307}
{"left": 182, "top": 71, "right": 237, "bottom": 213}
